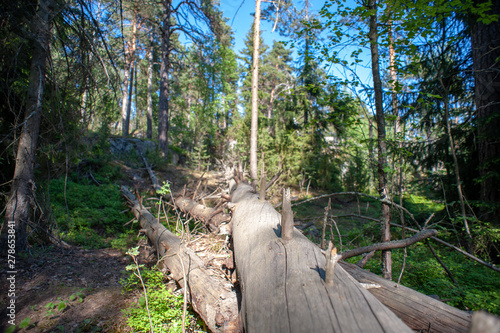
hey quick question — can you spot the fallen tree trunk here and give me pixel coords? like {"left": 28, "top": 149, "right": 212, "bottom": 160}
{"left": 141, "top": 153, "right": 161, "bottom": 193}
{"left": 230, "top": 183, "right": 412, "bottom": 333}
{"left": 340, "top": 261, "right": 472, "bottom": 332}
{"left": 121, "top": 186, "right": 240, "bottom": 332}
{"left": 175, "top": 196, "right": 231, "bottom": 232}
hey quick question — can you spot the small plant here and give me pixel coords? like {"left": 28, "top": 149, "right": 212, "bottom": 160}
{"left": 125, "top": 246, "right": 154, "bottom": 333}
{"left": 121, "top": 251, "right": 203, "bottom": 332}
{"left": 157, "top": 181, "right": 171, "bottom": 196}
{"left": 69, "top": 291, "right": 85, "bottom": 303}
{"left": 5, "top": 317, "right": 31, "bottom": 333}
{"left": 19, "top": 317, "right": 31, "bottom": 329}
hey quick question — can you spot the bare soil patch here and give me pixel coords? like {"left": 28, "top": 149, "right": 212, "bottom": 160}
{"left": 0, "top": 246, "right": 135, "bottom": 332}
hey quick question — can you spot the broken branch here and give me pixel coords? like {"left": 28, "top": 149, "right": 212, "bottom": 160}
{"left": 341, "top": 229, "right": 438, "bottom": 260}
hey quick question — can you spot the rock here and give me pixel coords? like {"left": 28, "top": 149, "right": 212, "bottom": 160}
{"left": 108, "top": 138, "right": 157, "bottom": 156}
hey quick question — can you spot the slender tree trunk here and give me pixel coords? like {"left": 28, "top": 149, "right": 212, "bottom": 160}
{"left": 159, "top": 0, "right": 172, "bottom": 157}
{"left": 122, "top": 9, "right": 138, "bottom": 137}
{"left": 3, "top": 0, "right": 54, "bottom": 250}
{"left": 125, "top": 62, "right": 134, "bottom": 134}
{"left": 121, "top": 60, "right": 131, "bottom": 135}
{"left": 441, "top": 84, "right": 472, "bottom": 242}
{"left": 388, "top": 15, "right": 405, "bottom": 231}
{"left": 368, "top": 0, "right": 392, "bottom": 280}
{"left": 146, "top": 29, "right": 154, "bottom": 139}
{"left": 471, "top": 1, "right": 500, "bottom": 223}
{"left": 249, "top": 0, "right": 262, "bottom": 182}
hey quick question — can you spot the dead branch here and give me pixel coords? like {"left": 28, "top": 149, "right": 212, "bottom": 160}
{"left": 174, "top": 195, "right": 231, "bottom": 232}
{"left": 390, "top": 223, "right": 500, "bottom": 273}
{"left": 356, "top": 250, "right": 376, "bottom": 268}
{"left": 426, "top": 239, "right": 458, "bottom": 285}
{"left": 341, "top": 229, "right": 438, "bottom": 260}
{"left": 121, "top": 186, "right": 240, "bottom": 332}
{"left": 292, "top": 191, "right": 421, "bottom": 226}
{"left": 265, "top": 170, "right": 282, "bottom": 191}
{"left": 141, "top": 153, "right": 161, "bottom": 193}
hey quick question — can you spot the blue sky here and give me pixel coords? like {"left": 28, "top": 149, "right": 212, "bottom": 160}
{"left": 217, "top": 1, "right": 373, "bottom": 93}
{"left": 219, "top": 0, "right": 325, "bottom": 56}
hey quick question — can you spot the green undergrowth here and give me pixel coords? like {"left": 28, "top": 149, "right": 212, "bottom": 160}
{"left": 121, "top": 266, "right": 204, "bottom": 332}
{"left": 48, "top": 163, "right": 136, "bottom": 250}
{"left": 312, "top": 191, "right": 500, "bottom": 315}
{"left": 346, "top": 242, "right": 500, "bottom": 315}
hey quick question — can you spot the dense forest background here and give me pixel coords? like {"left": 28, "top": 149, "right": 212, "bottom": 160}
{"left": 1, "top": 0, "right": 500, "bottom": 324}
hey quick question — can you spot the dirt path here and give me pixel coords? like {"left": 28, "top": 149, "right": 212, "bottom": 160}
{"left": 0, "top": 246, "right": 135, "bottom": 332}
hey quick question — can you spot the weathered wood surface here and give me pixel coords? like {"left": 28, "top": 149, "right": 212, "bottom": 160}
{"left": 121, "top": 186, "right": 240, "bottom": 333}
{"left": 175, "top": 196, "right": 231, "bottom": 232}
{"left": 469, "top": 311, "right": 500, "bottom": 333}
{"left": 340, "top": 261, "right": 472, "bottom": 333}
{"left": 230, "top": 183, "right": 412, "bottom": 333}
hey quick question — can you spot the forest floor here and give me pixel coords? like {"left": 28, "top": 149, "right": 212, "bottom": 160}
{"left": 0, "top": 236, "right": 179, "bottom": 333}
{"left": 0, "top": 244, "right": 133, "bottom": 332}
{"left": 0, "top": 158, "right": 232, "bottom": 333}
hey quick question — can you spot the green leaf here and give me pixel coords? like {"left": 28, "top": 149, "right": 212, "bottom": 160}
{"left": 426, "top": 93, "right": 442, "bottom": 99}
{"left": 6, "top": 325, "right": 16, "bottom": 333}
{"left": 45, "top": 302, "right": 56, "bottom": 309}
{"left": 69, "top": 294, "right": 76, "bottom": 301}
{"left": 138, "top": 296, "right": 146, "bottom": 308}
{"left": 58, "top": 301, "right": 67, "bottom": 312}
{"left": 126, "top": 246, "right": 140, "bottom": 257}
{"left": 19, "top": 317, "right": 31, "bottom": 328}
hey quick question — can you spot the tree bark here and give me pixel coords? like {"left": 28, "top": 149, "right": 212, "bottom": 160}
{"left": 471, "top": 1, "right": 500, "bottom": 223}
{"left": 158, "top": 0, "right": 172, "bottom": 157}
{"left": 121, "top": 186, "right": 241, "bottom": 333}
{"left": 121, "top": 6, "right": 137, "bottom": 137}
{"left": 121, "top": 57, "right": 131, "bottom": 135}
{"left": 368, "top": 0, "right": 392, "bottom": 280}
{"left": 146, "top": 28, "right": 154, "bottom": 139}
{"left": 3, "top": 0, "right": 54, "bottom": 250}
{"left": 123, "top": 7, "right": 138, "bottom": 137}
{"left": 249, "top": 0, "right": 262, "bottom": 182}
{"left": 230, "top": 182, "right": 412, "bottom": 333}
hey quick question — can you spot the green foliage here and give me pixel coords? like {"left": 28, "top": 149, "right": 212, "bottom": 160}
{"left": 123, "top": 284, "right": 200, "bottom": 333}
{"left": 121, "top": 263, "right": 202, "bottom": 332}
{"left": 49, "top": 178, "right": 132, "bottom": 249}
{"left": 110, "top": 230, "right": 139, "bottom": 252}
{"left": 347, "top": 238, "right": 500, "bottom": 314}
{"left": 394, "top": 244, "right": 500, "bottom": 314}
{"left": 403, "top": 194, "right": 445, "bottom": 219}
{"left": 157, "top": 181, "right": 171, "bottom": 196}
{"left": 19, "top": 317, "right": 31, "bottom": 329}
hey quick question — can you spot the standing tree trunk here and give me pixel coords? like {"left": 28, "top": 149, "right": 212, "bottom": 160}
{"left": 388, "top": 13, "right": 407, "bottom": 246}
{"left": 3, "top": 0, "right": 54, "bottom": 250}
{"left": 121, "top": 38, "right": 132, "bottom": 135}
{"left": 249, "top": 0, "right": 262, "bottom": 182}
{"left": 146, "top": 28, "right": 154, "bottom": 139}
{"left": 158, "top": 0, "right": 172, "bottom": 157}
{"left": 368, "top": 0, "right": 392, "bottom": 280}
{"left": 122, "top": 7, "right": 138, "bottom": 137}
{"left": 471, "top": 1, "right": 500, "bottom": 223}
